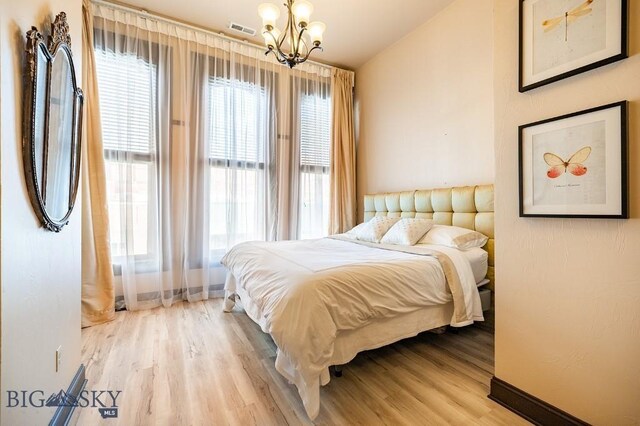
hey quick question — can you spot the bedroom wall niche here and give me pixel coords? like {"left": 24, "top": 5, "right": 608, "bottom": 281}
{"left": 355, "top": 0, "right": 495, "bottom": 220}
{"left": 0, "top": 0, "right": 82, "bottom": 424}
{"left": 493, "top": 0, "right": 640, "bottom": 424}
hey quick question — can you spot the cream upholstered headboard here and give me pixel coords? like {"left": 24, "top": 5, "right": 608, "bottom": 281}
{"left": 363, "top": 185, "right": 495, "bottom": 292}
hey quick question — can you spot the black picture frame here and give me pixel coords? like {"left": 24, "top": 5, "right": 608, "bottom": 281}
{"left": 519, "top": 0, "right": 628, "bottom": 93}
{"left": 519, "top": 101, "right": 628, "bottom": 219}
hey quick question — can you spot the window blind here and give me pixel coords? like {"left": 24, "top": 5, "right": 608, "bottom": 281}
{"left": 208, "top": 77, "right": 266, "bottom": 163}
{"left": 300, "top": 94, "right": 331, "bottom": 168}
{"left": 95, "top": 50, "right": 157, "bottom": 155}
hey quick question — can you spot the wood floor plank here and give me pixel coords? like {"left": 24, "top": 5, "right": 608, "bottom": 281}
{"left": 73, "top": 299, "right": 530, "bottom": 425}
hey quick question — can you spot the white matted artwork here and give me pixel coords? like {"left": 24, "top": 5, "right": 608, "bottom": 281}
{"left": 520, "top": 0, "right": 627, "bottom": 92}
{"left": 532, "top": 120, "right": 606, "bottom": 206}
{"left": 519, "top": 101, "right": 628, "bottom": 218}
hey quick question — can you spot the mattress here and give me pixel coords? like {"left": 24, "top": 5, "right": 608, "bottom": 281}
{"left": 236, "top": 283, "right": 455, "bottom": 365}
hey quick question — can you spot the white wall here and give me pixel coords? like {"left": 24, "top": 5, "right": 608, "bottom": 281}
{"left": 0, "top": 0, "right": 82, "bottom": 424}
{"left": 355, "top": 0, "right": 494, "bottom": 218}
{"left": 493, "top": 0, "right": 640, "bottom": 424}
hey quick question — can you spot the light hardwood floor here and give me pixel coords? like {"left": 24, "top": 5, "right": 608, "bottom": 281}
{"left": 73, "top": 299, "right": 529, "bottom": 425}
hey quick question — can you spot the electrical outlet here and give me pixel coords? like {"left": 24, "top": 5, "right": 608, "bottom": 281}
{"left": 55, "top": 346, "right": 62, "bottom": 372}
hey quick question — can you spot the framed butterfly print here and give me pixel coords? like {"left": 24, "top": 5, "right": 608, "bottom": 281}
{"left": 519, "top": 101, "right": 628, "bottom": 218}
{"left": 519, "top": 0, "right": 628, "bottom": 92}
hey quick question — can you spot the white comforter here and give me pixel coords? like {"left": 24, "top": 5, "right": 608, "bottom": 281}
{"left": 221, "top": 236, "right": 483, "bottom": 419}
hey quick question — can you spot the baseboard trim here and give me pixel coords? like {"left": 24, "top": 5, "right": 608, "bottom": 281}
{"left": 49, "top": 364, "right": 87, "bottom": 426}
{"left": 489, "top": 377, "right": 588, "bottom": 426}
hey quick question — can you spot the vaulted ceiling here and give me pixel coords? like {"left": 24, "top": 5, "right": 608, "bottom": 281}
{"left": 118, "top": 0, "right": 455, "bottom": 69}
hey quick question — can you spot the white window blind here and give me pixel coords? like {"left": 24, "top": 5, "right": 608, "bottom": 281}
{"left": 300, "top": 94, "right": 331, "bottom": 169}
{"left": 298, "top": 92, "right": 331, "bottom": 239}
{"left": 208, "top": 77, "right": 266, "bottom": 163}
{"left": 95, "top": 50, "right": 157, "bottom": 155}
{"left": 207, "top": 77, "right": 268, "bottom": 253}
{"left": 95, "top": 49, "right": 158, "bottom": 258}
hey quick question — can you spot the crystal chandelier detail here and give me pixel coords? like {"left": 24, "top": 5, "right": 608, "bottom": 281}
{"left": 258, "top": 0, "right": 326, "bottom": 68}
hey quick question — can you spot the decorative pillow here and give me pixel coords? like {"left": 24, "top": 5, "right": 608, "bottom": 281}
{"left": 419, "top": 225, "right": 488, "bottom": 250}
{"left": 380, "top": 218, "right": 434, "bottom": 246}
{"left": 354, "top": 216, "right": 400, "bottom": 243}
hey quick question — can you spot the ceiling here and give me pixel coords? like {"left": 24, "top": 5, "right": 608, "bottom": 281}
{"left": 119, "top": 0, "right": 455, "bottom": 69}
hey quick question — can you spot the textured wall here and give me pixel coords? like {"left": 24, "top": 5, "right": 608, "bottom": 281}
{"left": 493, "top": 1, "right": 640, "bottom": 424}
{"left": 0, "top": 1, "right": 82, "bottom": 424}
{"left": 355, "top": 0, "right": 495, "bottom": 220}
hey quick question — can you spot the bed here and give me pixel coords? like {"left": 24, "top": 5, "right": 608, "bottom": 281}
{"left": 221, "top": 184, "right": 495, "bottom": 419}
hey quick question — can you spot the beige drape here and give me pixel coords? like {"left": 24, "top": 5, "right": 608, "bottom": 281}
{"left": 329, "top": 68, "right": 357, "bottom": 234}
{"left": 81, "top": 0, "right": 115, "bottom": 327}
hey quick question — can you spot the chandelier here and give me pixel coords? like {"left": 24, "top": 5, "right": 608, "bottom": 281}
{"left": 258, "top": 0, "right": 326, "bottom": 68}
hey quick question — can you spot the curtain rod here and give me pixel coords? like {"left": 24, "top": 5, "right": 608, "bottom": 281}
{"left": 90, "top": 0, "right": 345, "bottom": 73}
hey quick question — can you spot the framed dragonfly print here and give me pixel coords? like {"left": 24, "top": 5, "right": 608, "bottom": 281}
{"left": 519, "top": 0, "right": 628, "bottom": 92}
{"left": 519, "top": 101, "right": 628, "bottom": 218}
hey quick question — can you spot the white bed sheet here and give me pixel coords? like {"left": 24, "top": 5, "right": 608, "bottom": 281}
{"left": 462, "top": 247, "right": 489, "bottom": 283}
{"left": 236, "top": 283, "right": 454, "bottom": 369}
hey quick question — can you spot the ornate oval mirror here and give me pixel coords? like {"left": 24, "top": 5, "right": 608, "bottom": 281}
{"left": 23, "top": 12, "right": 83, "bottom": 232}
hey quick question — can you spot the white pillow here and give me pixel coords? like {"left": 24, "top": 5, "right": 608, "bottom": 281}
{"left": 341, "top": 222, "right": 367, "bottom": 240}
{"left": 380, "top": 218, "right": 434, "bottom": 246}
{"left": 354, "top": 216, "right": 400, "bottom": 243}
{"left": 419, "top": 225, "right": 488, "bottom": 250}
{"left": 346, "top": 222, "right": 367, "bottom": 235}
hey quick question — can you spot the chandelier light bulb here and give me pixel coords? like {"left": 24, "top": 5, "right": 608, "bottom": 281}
{"left": 291, "top": 0, "right": 313, "bottom": 27}
{"left": 307, "top": 21, "right": 325, "bottom": 45}
{"left": 258, "top": 3, "right": 280, "bottom": 29}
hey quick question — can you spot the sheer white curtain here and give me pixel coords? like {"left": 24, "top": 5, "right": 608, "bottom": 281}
{"left": 292, "top": 74, "right": 331, "bottom": 240}
{"left": 91, "top": 2, "right": 335, "bottom": 310}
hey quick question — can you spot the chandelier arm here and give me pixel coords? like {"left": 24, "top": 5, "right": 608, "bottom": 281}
{"left": 298, "top": 31, "right": 310, "bottom": 59}
{"left": 265, "top": 47, "right": 284, "bottom": 64}
{"left": 276, "top": 28, "right": 286, "bottom": 54}
{"left": 286, "top": 0, "right": 296, "bottom": 58}
{"left": 298, "top": 44, "right": 322, "bottom": 63}
{"left": 265, "top": 31, "right": 289, "bottom": 64}
{"left": 266, "top": 30, "right": 280, "bottom": 49}
{"left": 270, "top": 49, "right": 288, "bottom": 65}
{"left": 275, "top": 50, "right": 288, "bottom": 64}
{"left": 272, "top": 1, "right": 291, "bottom": 57}
{"left": 293, "top": 27, "right": 308, "bottom": 58}
{"left": 266, "top": 28, "right": 286, "bottom": 62}
{"left": 275, "top": 47, "right": 287, "bottom": 63}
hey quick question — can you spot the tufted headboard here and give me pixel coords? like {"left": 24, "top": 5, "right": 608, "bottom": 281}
{"left": 363, "top": 185, "right": 495, "bottom": 294}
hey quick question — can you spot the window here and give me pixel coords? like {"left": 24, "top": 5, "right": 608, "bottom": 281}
{"left": 298, "top": 92, "right": 331, "bottom": 239}
{"left": 208, "top": 77, "right": 268, "bottom": 253}
{"left": 95, "top": 49, "right": 158, "bottom": 258}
